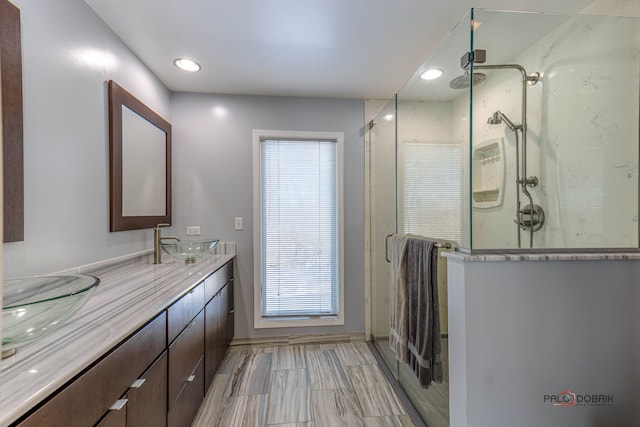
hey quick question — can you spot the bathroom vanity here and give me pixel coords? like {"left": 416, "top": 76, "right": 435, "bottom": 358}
{"left": 0, "top": 247, "right": 235, "bottom": 427}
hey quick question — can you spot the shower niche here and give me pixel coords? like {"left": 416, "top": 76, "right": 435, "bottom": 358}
{"left": 472, "top": 138, "right": 504, "bottom": 208}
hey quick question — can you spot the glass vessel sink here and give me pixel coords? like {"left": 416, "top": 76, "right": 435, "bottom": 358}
{"left": 161, "top": 238, "right": 219, "bottom": 264}
{"left": 2, "top": 275, "right": 99, "bottom": 358}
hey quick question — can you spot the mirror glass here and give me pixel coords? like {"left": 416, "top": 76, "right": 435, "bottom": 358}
{"left": 121, "top": 105, "right": 166, "bottom": 216}
{"left": 109, "top": 80, "right": 171, "bottom": 231}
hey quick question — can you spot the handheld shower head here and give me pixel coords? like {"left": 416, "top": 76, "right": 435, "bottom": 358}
{"left": 487, "top": 110, "right": 520, "bottom": 131}
{"left": 487, "top": 112, "right": 502, "bottom": 125}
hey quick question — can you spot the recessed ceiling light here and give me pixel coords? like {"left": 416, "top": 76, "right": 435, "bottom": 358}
{"left": 173, "top": 58, "right": 201, "bottom": 72}
{"left": 384, "top": 114, "right": 394, "bottom": 121}
{"left": 420, "top": 68, "right": 443, "bottom": 81}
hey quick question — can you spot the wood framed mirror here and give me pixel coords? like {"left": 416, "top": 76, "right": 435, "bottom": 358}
{"left": 108, "top": 80, "right": 171, "bottom": 231}
{"left": 1, "top": 0, "right": 24, "bottom": 243}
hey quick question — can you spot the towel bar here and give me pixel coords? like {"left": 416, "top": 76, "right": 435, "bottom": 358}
{"left": 385, "top": 234, "right": 453, "bottom": 262}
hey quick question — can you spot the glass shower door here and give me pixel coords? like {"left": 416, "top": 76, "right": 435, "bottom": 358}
{"left": 369, "top": 98, "right": 399, "bottom": 376}
{"left": 369, "top": 94, "right": 453, "bottom": 426}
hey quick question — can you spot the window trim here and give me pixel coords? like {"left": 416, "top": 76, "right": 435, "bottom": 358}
{"left": 252, "top": 129, "right": 345, "bottom": 329}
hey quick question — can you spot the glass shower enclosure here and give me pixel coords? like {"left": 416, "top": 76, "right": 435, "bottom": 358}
{"left": 369, "top": 8, "right": 639, "bottom": 426}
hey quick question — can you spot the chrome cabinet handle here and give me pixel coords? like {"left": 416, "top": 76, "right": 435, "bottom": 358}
{"left": 109, "top": 399, "right": 128, "bottom": 411}
{"left": 130, "top": 378, "right": 146, "bottom": 388}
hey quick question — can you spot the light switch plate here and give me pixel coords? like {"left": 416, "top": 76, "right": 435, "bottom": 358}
{"left": 186, "top": 226, "right": 201, "bottom": 235}
{"left": 234, "top": 217, "right": 243, "bottom": 230}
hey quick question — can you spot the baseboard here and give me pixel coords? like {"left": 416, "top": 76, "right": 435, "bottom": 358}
{"left": 231, "top": 332, "right": 366, "bottom": 347}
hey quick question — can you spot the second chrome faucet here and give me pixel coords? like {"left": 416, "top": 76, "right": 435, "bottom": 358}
{"left": 154, "top": 223, "right": 180, "bottom": 264}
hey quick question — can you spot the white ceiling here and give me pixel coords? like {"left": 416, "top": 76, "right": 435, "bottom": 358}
{"left": 85, "top": 0, "right": 598, "bottom": 100}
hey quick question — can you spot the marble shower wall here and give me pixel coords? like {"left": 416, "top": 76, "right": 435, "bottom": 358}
{"left": 456, "top": 11, "right": 640, "bottom": 249}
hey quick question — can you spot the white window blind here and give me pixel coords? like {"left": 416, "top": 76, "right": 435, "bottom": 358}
{"left": 260, "top": 138, "right": 339, "bottom": 317}
{"left": 400, "top": 142, "right": 461, "bottom": 242}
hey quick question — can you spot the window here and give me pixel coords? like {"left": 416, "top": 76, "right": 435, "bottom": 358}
{"left": 399, "top": 142, "right": 461, "bottom": 242}
{"left": 253, "top": 130, "right": 344, "bottom": 328}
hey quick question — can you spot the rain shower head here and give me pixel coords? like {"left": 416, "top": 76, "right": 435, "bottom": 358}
{"left": 449, "top": 70, "right": 487, "bottom": 89}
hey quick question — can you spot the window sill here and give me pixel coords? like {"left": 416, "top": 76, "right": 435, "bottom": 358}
{"left": 255, "top": 315, "right": 344, "bottom": 329}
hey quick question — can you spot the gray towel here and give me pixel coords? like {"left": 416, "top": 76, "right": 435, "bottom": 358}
{"left": 406, "top": 238, "right": 443, "bottom": 388}
{"left": 389, "top": 234, "right": 409, "bottom": 363}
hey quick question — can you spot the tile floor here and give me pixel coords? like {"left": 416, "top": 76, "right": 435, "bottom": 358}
{"left": 374, "top": 338, "right": 449, "bottom": 426}
{"left": 191, "top": 342, "right": 416, "bottom": 427}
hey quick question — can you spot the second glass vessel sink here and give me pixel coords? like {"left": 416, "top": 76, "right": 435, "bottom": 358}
{"left": 2, "top": 275, "right": 100, "bottom": 358}
{"left": 161, "top": 238, "right": 219, "bottom": 264}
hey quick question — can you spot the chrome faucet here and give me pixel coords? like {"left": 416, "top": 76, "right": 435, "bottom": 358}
{"left": 154, "top": 223, "right": 180, "bottom": 264}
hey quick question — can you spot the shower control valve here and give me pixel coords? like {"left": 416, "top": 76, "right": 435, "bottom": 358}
{"left": 525, "top": 176, "right": 539, "bottom": 188}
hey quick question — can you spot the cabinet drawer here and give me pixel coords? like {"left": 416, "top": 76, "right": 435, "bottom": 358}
{"left": 167, "top": 355, "right": 204, "bottom": 427}
{"left": 203, "top": 260, "right": 232, "bottom": 303}
{"left": 126, "top": 351, "right": 168, "bottom": 427}
{"left": 17, "top": 313, "right": 167, "bottom": 427}
{"left": 168, "top": 310, "right": 204, "bottom": 406}
{"left": 95, "top": 405, "right": 126, "bottom": 427}
{"left": 167, "top": 282, "right": 205, "bottom": 343}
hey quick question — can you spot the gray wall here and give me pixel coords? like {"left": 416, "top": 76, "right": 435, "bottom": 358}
{"left": 2, "top": 0, "right": 366, "bottom": 341}
{"left": 448, "top": 257, "right": 640, "bottom": 427}
{"left": 170, "top": 92, "right": 365, "bottom": 339}
{"left": 4, "top": 0, "right": 169, "bottom": 278}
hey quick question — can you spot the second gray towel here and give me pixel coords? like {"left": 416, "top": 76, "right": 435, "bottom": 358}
{"left": 406, "top": 237, "right": 443, "bottom": 388}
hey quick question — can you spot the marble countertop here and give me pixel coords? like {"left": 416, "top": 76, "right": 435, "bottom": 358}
{"left": 0, "top": 246, "right": 235, "bottom": 427}
{"left": 443, "top": 250, "right": 640, "bottom": 262}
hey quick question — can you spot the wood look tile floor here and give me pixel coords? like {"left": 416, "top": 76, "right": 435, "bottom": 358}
{"left": 191, "top": 342, "right": 416, "bottom": 427}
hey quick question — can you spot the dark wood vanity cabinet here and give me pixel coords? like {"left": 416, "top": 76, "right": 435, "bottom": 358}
{"left": 13, "top": 260, "right": 234, "bottom": 427}
{"left": 167, "top": 309, "right": 205, "bottom": 427}
{"left": 126, "top": 351, "right": 168, "bottom": 427}
{"left": 16, "top": 312, "right": 167, "bottom": 427}
{"left": 222, "top": 278, "right": 234, "bottom": 350}
{"left": 204, "top": 291, "right": 222, "bottom": 388}
{"left": 95, "top": 407, "right": 126, "bottom": 427}
{"left": 204, "top": 262, "right": 234, "bottom": 390}
{"left": 96, "top": 349, "right": 167, "bottom": 427}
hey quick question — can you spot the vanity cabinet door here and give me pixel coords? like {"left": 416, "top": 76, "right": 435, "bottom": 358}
{"left": 204, "top": 292, "right": 221, "bottom": 390}
{"left": 218, "top": 279, "right": 234, "bottom": 355}
{"left": 167, "top": 356, "right": 204, "bottom": 427}
{"left": 126, "top": 351, "right": 168, "bottom": 427}
{"left": 95, "top": 404, "right": 127, "bottom": 427}
{"left": 224, "top": 278, "right": 234, "bottom": 349}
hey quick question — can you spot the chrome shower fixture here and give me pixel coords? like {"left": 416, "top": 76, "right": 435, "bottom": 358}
{"left": 487, "top": 111, "right": 520, "bottom": 131}
{"left": 527, "top": 72, "right": 541, "bottom": 85}
{"left": 458, "top": 48, "right": 545, "bottom": 248}
{"left": 449, "top": 70, "right": 487, "bottom": 89}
